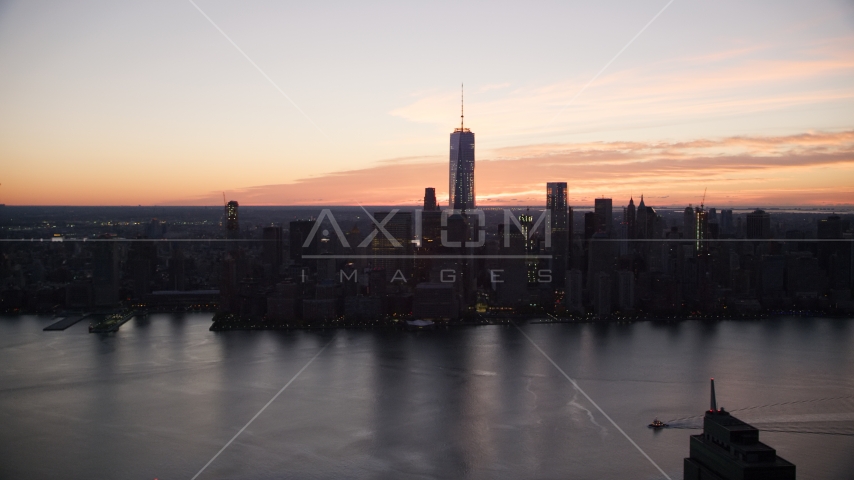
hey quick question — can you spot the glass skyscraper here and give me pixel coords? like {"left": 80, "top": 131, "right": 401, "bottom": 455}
{"left": 449, "top": 107, "right": 475, "bottom": 211}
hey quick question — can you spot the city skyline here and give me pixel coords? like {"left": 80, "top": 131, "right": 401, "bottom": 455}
{"left": 1, "top": 1, "right": 853, "bottom": 206}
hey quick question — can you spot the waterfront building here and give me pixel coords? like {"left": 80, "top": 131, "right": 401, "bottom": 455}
{"left": 547, "top": 182, "right": 568, "bottom": 285}
{"left": 617, "top": 270, "right": 634, "bottom": 311}
{"left": 262, "top": 226, "right": 284, "bottom": 276}
{"left": 684, "top": 379, "right": 796, "bottom": 479}
{"left": 92, "top": 237, "right": 119, "bottom": 306}
{"left": 565, "top": 269, "right": 583, "bottom": 313}
{"left": 413, "top": 282, "right": 459, "bottom": 320}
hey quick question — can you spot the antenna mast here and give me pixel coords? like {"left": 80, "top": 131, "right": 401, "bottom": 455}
{"left": 461, "top": 83, "right": 464, "bottom": 130}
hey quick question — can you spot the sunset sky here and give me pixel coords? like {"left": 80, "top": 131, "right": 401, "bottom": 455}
{"left": 1, "top": 0, "right": 853, "bottom": 207}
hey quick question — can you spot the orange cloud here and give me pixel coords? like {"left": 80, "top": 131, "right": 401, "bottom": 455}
{"left": 170, "top": 130, "right": 854, "bottom": 207}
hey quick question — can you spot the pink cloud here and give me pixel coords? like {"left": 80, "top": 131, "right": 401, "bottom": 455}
{"left": 168, "top": 130, "right": 854, "bottom": 207}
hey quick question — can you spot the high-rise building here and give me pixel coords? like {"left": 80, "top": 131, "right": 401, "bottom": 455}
{"left": 594, "top": 198, "right": 613, "bottom": 236}
{"left": 695, "top": 207, "right": 708, "bottom": 252}
{"left": 617, "top": 270, "right": 634, "bottom": 311}
{"left": 684, "top": 205, "right": 695, "bottom": 239}
{"left": 707, "top": 207, "right": 718, "bottom": 225}
{"left": 565, "top": 269, "right": 583, "bottom": 313}
{"left": 423, "top": 187, "right": 438, "bottom": 211}
{"left": 168, "top": 243, "right": 186, "bottom": 291}
{"left": 289, "top": 220, "right": 317, "bottom": 264}
{"left": 262, "top": 226, "right": 284, "bottom": 276}
{"left": 584, "top": 212, "right": 596, "bottom": 240}
{"left": 746, "top": 209, "right": 772, "bottom": 239}
{"left": 371, "top": 211, "right": 413, "bottom": 282}
{"left": 721, "top": 209, "right": 734, "bottom": 234}
{"left": 518, "top": 213, "right": 538, "bottom": 284}
{"left": 547, "top": 182, "right": 568, "bottom": 286}
{"left": 225, "top": 200, "right": 239, "bottom": 239}
{"left": 449, "top": 87, "right": 475, "bottom": 211}
{"left": 625, "top": 197, "right": 636, "bottom": 239}
{"left": 684, "top": 379, "right": 795, "bottom": 479}
{"left": 92, "top": 236, "right": 119, "bottom": 306}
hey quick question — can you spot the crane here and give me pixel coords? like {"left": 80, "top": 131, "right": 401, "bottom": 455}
{"left": 700, "top": 187, "right": 707, "bottom": 211}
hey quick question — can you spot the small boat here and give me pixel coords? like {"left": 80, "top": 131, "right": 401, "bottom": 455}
{"left": 648, "top": 418, "right": 668, "bottom": 428}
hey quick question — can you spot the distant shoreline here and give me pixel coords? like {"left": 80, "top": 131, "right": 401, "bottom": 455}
{"left": 207, "top": 311, "right": 854, "bottom": 332}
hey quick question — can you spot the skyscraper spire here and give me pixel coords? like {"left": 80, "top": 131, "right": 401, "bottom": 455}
{"left": 710, "top": 378, "right": 717, "bottom": 412}
{"left": 461, "top": 83, "right": 464, "bottom": 130}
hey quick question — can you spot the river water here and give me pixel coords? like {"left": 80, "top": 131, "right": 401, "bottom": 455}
{"left": 1, "top": 315, "right": 853, "bottom": 479}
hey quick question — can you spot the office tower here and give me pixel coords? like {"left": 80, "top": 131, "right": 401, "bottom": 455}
{"left": 262, "top": 226, "right": 284, "bottom": 276}
{"left": 636, "top": 195, "right": 649, "bottom": 238}
{"left": 424, "top": 187, "right": 438, "bottom": 211}
{"left": 684, "top": 379, "right": 795, "bottom": 479}
{"left": 220, "top": 253, "right": 238, "bottom": 313}
{"left": 584, "top": 212, "right": 596, "bottom": 241}
{"left": 92, "top": 237, "right": 119, "bottom": 306}
{"left": 565, "top": 269, "right": 583, "bottom": 313}
{"left": 168, "top": 243, "right": 186, "bottom": 291}
{"left": 592, "top": 271, "right": 611, "bottom": 317}
{"left": 516, "top": 213, "right": 538, "bottom": 284}
{"left": 625, "top": 197, "right": 636, "bottom": 239}
{"left": 146, "top": 218, "right": 163, "bottom": 239}
{"left": 225, "top": 200, "right": 239, "bottom": 239}
{"left": 449, "top": 87, "right": 475, "bottom": 211}
{"left": 721, "top": 209, "right": 734, "bottom": 234}
{"left": 127, "top": 240, "right": 157, "bottom": 299}
{"left": 617, "top": 221, "right": 629, "bottom": 256}
{"left": 617, "top": 270, "right": 634, "bottom": 311}
{"left": 684, "top": 205, "right": 695, "bottom": 239}
{"left": 587, "top": 232, "right": 616, "bottom": 291}
{"left": 746, "top": 209, "right": 772, "bottom": 239}
{"left": 694, "top": 207, "right": 708, "bottom": 252}
{"left": 817, "top": 214, "right": 846, "bottom": 239}
{"left": 594, "top": 198, "right": 613, "bottom": 236}
{"left": 547, "top": 182, "right": 568, "bottom": 285}
{"left": 707, "top": 207, "right": 718, "bottom": 225}
{"left": 289, "top": 220, "right": 317, "bottom": 264}
{"left": 496, "top": 223, "right": 529, "bottom": 307}
{"left": 371, "top": 211, "right": 412, "bottom": 282}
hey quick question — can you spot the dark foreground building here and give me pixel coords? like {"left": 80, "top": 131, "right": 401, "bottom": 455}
{"left": 685, "top": 379, "right": 795, "bottom": 479}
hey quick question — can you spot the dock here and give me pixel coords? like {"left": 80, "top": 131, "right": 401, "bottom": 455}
{"left": 88, "top": 311, "right": 135, "bottom": 333}
{"left": 43, "top": 314, "right": 90, "bottom": 331}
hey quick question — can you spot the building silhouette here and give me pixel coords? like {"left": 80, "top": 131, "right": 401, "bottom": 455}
{"left": 289, "top": 220, "right": 317, "bottom": 264}
{"left": 547, "top": 182, "right": 568, "bottom": 286}
{"left": 92, "top": 236, "right": 119, "bottom": 306}
{"left": 371, "top": 211, "right": 412, "bottom": 283}
{"left": 449, "top": 87, "right": 475, "bottom": 211}
{"left": 262, "top": 226, "right": 283, "bottom": 277}
{"left": 625, "top": 196, "right": 636, "bottom": 240}
{"left": 423, "top": 187, "right": 438, "bottom": 211}
{"left": 225, "top": 200, "right": 239, "bottom": 239}
{"left": 594, "top": 198, "right": 613, "bottom": 237}
{"left": 684, "top": 379, "right": 795, "bottom": 480}
{"left": 746, "top": 209, "right": 772, "bottom": 239}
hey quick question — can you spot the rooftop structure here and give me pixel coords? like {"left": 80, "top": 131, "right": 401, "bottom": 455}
{"left": 684, "top": 379, "right": 796, "bottom": 480}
